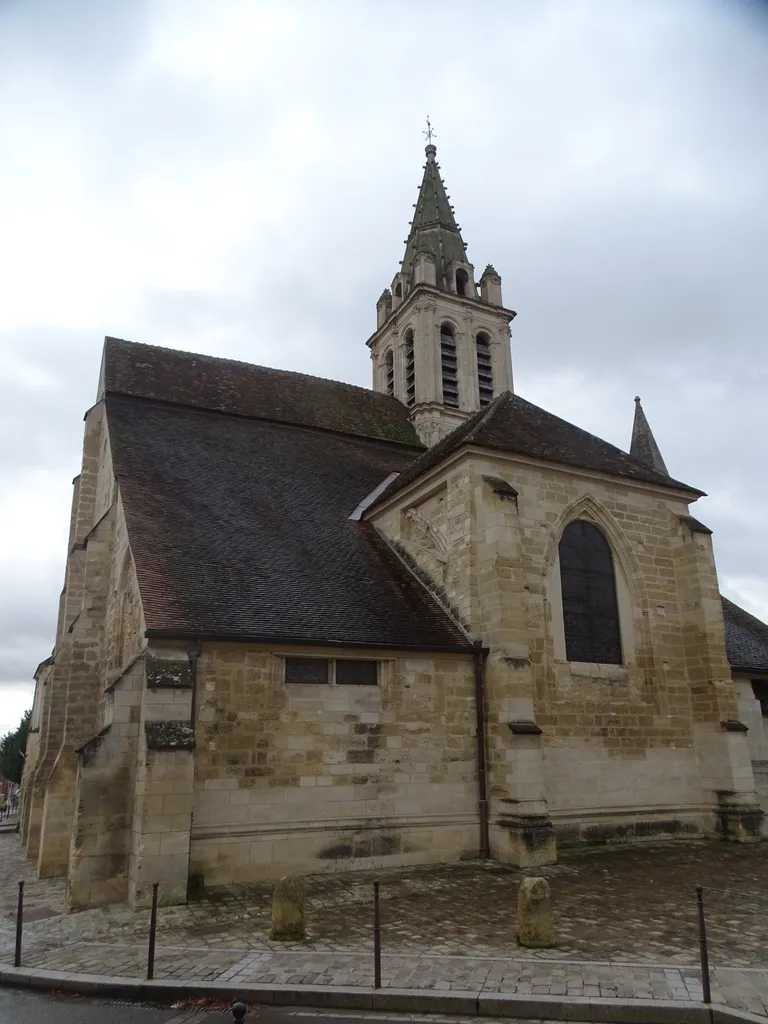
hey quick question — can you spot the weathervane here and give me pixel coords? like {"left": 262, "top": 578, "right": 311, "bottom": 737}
{"left": 423, "top": 116, "right": 436, "bottom": 145}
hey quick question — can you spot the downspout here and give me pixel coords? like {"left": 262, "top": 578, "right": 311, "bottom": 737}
{"left": 187, "top": 643, "right": 202, "bottom": 730}
{"left": 472, "top": 640, "right": 490, "bottom": 859}
{"left": 186, "top": 643, "right": 202, "bottom": 899}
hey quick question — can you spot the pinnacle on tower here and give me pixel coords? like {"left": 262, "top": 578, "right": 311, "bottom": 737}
{"left": 630, "top": 396, "right": 669, "bottom": 476}
{"left": 401, "top": 143, "right": 469, "bottom": 292}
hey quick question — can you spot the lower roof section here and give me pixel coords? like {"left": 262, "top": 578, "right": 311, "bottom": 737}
{"left": 107, "top": 395, "right": 471, "bottom": 652}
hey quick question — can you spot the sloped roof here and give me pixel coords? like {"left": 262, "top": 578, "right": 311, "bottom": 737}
{"left": 103, "top": 337, "right": 423, "bottom": 448}
{"left": 722, "top": 597, "right": 768, "bottom": 674}
{"left": 372, "top": 392, "right": 703, "bottom": 506}
{"left": 401, "top": 146, "right": 468, "bottom": 290}
{"left": 106, "top": 394, "right": 470, "bottom": 651}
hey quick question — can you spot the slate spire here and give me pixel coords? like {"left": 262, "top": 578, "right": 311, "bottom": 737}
{"left": 401, "top": 144, "right": 468, "bottom": 292}
{"left": 630, "top": 396, "right": 669, "bottom": 476}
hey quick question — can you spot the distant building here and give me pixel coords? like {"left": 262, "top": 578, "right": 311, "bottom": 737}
{"left": 21, "top": 143, "right": 768, "bottom": 910}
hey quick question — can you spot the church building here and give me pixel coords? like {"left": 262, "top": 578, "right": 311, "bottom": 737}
{"left": 20, "top": 143, "right": 768, "bottom": 910}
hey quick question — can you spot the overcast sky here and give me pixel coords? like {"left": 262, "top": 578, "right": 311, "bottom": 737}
{"left": 1, "top": 0, "right": 766, "bottom": 736}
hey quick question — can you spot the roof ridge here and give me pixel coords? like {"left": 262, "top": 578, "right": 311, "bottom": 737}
{"left": 104, "top": 336, "right": 402, "bottom": 406}
{"left": 507, "top": 392, "right": 691, "bottom": 487}
{"left": 103, "top": 336, "right": 424, "bottom": 449}
{"left": 463, "top": 391, "right": 514, "bottom": 442}
{"left": 106, "top": 391, "right": 426, "bottom": 453}
{"left": 370, "top": 389, "right": 702, "bottom": 509}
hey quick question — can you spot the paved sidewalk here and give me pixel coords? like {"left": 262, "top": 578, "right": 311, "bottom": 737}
{"left": 2, "top": 833, "right": 768, "bottom": 1016}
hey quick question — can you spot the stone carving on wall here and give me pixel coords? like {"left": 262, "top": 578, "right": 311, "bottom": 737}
{"left": 404, "top": 506, "right": 448, "bottom": 564}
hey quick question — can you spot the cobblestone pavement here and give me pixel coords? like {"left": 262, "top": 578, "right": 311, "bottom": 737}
{"left": 2, "top": 834, "right": 768, "bottom": 1015}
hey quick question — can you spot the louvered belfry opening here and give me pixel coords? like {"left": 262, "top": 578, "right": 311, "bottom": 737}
{"left": 476, "top": 332, "right": 493, "bottom": 407}
{"left": 384, "top": 348, "right": 394, "bottom": 396}
{"left": 559, "top": 520, "right": 623, "bottom": 665}
{"left": 440, "top": 323, "right": 459, "bottom": 408}
{"left": 404, "top": 330, "right": 416, "bottom": 406}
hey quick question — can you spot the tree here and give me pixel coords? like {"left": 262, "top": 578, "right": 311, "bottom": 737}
{"left": 0, "top": 709, "right": 31, "bottom": 785}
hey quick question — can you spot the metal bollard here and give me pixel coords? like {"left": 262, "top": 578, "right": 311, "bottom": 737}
{"left": 696, "top": 885, "right": 712, "bottom": 1004}
{"left": 146, "top": 882, "right": 159, "bottom": 980}
{"left": 14, "top": 881, "right": 24, "bottom": 967}
{"left": 373, "top": 879, "right": 381, "bottom": 989}
{"left": 232, "top": 1002, "right": 247, "bottom": 1022}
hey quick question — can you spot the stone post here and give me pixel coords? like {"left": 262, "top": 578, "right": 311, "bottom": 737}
{"left": 271, "top": 876, "right": 306, "bottom": 941}
{"left": 517, "top": 876, "right": 556, "bottom": 948}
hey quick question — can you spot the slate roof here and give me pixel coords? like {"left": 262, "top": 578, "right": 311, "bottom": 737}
{"left": 722, "top": 597, "right": 768, "bottom": 674}
{"left": 630, "top": 396, "right": 669, "bottom": 476}
{"left": 106, "top": 394, "right": 471, "bottom": 651}
{"left": 103, "top": 337, "right": 422, "bottom": 447}
{"left": 373, "top": 391, "right": 703, "bottom": 506}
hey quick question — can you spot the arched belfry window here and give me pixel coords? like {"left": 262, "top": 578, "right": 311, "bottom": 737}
{"left": 384, "top": 349, "right": 394, "bottom": 396}
{"left": 440, "top": 323, "right": 459, "bottom": 408}
{"left": 455, "top": 268, "right": 469, "bottom": 296}
{"left": 476, "top": 332, "right": 493, "bottom": 406}
{"left": 559, "top": 520, "right": 622, "bottom": 665}
{"left": 404, "top": 329, "right": 416, "bottom": 406}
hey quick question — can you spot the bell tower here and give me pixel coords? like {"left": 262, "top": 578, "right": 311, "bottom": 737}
{"left": 367, "top": 141, "right": 516, "bottom": 446}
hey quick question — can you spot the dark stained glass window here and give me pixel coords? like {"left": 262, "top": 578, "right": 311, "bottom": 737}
{"left": 559, "top": 520, "right": 622, "bottom": 665}
{"left": 336, "top": 660, "right": 378, "bottom": 685}
{"left": 284, "top": 657, "right": 328, "bottom": 684}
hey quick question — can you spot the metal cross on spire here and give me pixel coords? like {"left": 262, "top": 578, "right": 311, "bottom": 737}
{"left": 423, "top": 116, "right": 436, "bottom": 145}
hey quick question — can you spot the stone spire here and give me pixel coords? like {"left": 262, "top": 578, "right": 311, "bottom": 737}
{"left": 630, "top": 396, "right": 669, "bottom": 475}
{"left": 401, "top": 144, "right": 469, "bottom": 292}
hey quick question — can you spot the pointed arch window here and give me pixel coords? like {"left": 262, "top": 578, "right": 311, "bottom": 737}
{"left": 559, "top": 520, "right": 622, "bottom": 665}
{"left": 384, "top": 348, "right": 394, "bottom": 396}
{"left": 404, "top": 330, "right": 416, "bottom": 406}
{"left": 476, "top": 332, "right": 493, "bottom": 407}
{"left": 440, "top": 323, "right": 459, "bottom": 408}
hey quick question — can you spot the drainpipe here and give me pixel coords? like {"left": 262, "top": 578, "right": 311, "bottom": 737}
{"left": 472, "top": 641, "right": 490, "bottom": 859}
{"left": 186, "top": 643, "right": 202, "bottom": 900}
{"left": 187, "top": 643, "right": 202, "bottom": 731}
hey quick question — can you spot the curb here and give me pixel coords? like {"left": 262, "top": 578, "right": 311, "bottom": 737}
{"left": 1, "top": 966, "right": 765, "bottom": 1023}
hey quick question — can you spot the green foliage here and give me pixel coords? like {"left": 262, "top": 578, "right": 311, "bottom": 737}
{"left": 0, "top": 709, "right": 31, "bottom": 784}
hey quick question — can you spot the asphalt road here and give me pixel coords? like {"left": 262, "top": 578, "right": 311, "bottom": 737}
{"left": 0, "top": 989, "right": 554, "bottom": 1024}
{"left": 0, "top": 987, "right": 179, "bottom": 1022}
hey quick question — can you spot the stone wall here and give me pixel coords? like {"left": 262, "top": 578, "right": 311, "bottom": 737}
{"left": 733, "top": 676, "right": 768, "bottom": 762}
{"left": 57, "top": 495, "right": 147, "bottom": 907}
{"left": 370, "top": 448, "right": 761, "bottom": 858}
{"left": 27, "top": 402, "right": 114, "bottom": 878}
{"left": 189, "top": 644, "right": 478, "bottom": 886}
{"left": 19, "top": 391, "right": 152, "bottom": 903}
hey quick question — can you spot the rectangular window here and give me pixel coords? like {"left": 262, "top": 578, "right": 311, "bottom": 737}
{"left": 284, "top": 657, "right": 329, "bottom": 684}
{"left": 283, "top": 657, "right": 379, "bottom": 685}
{"left": 336, "top": 659, "right": 378, "bottom": 685}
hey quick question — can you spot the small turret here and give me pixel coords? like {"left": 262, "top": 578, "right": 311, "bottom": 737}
{"left": 630, "top": 396, "right": 669, "bottom": 475}
{"left": 376, "top": 288, "right": 392, "bottom": 328}
{"left": 479, "top": 264, "right": 503, "bottom": 306}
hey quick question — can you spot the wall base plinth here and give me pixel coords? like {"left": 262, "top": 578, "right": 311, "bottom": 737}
{"left": 492, "top": 814, "right": 557, "bottom": 868}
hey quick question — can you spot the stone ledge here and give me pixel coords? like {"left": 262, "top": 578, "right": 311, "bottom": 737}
{"left": 509, "top": 719, "right": 543, "bottom": 735}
